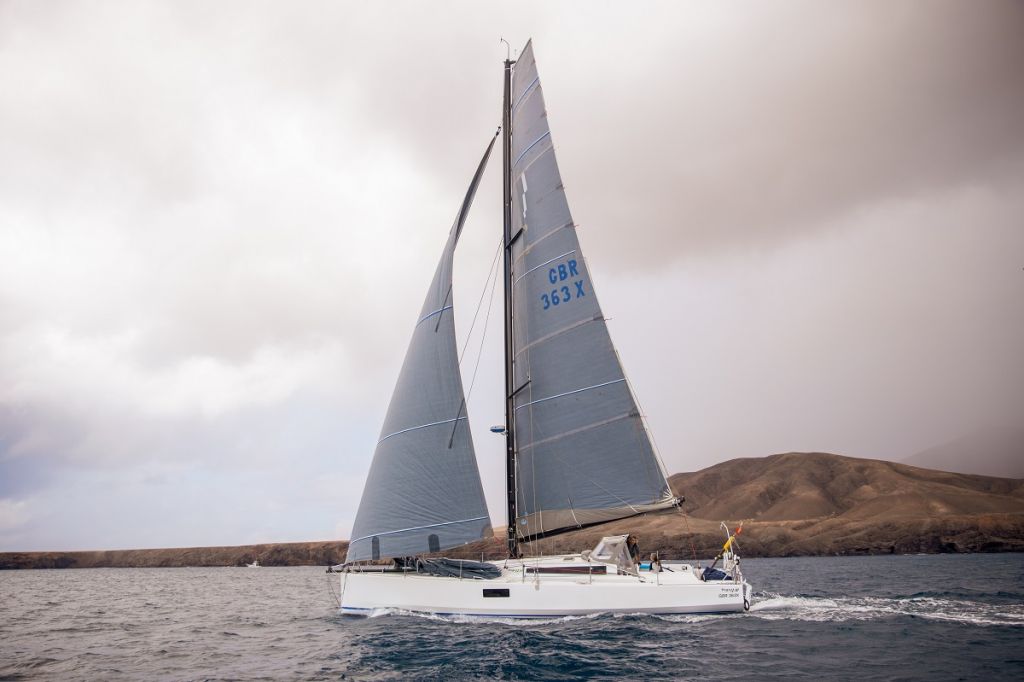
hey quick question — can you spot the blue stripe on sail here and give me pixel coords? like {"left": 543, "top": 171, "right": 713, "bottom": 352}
{"left": 512, "top": 76, "right": 540, "bottom": 113}
{"left": 514, "top": 249, "right": 576, "bottom": 285}
{"left": 513, "top": 131, "right": 551, "bottom": 168}
{"left": 514, "top": 379, "right": 626, "bottom": 411}
{"left": 349, "top": 515, "right": 490, "bottom": 544}
{"left": 417, "top": 305, "right": 453, "bottom": 325}
{"left": 377, "top": 416, "right": 467, "bottom": 445}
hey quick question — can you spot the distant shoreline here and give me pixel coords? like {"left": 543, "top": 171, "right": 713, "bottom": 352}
{"left": 6, "top": 453, "right": 1021, "bottom": 569}
{"left": 3, "top": 521, "right": 1023, "bottom": 570}
{"left": 0, "top": 540, "right": 347, "bottom": 570}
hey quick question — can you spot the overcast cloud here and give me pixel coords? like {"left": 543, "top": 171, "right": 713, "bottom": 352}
{"left": 1, "top": 1, "right": 1021, "bottom": 551}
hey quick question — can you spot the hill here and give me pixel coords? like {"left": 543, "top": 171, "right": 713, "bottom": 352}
{"left": 3, "top": 453, "right": 1022, "bottom": 568}
{"left": 670, "top": 451, "right": 1024, "bottom": 521}
{"left": 495, "top": 452, "right": 1024, "bottom": 559}
{"left": 662, "top": 451, "right": 1024, "bottom": 556}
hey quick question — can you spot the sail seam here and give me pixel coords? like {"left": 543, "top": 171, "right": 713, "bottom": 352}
{"left": 350, "top": 515, "right": 490, "bottom": 545}
{"left": 513, "top": 316, "right": 598, "bottom": 360}
{"left": 512, "top": 76, "right": 540, "bottom": 112}
{"left": 516, "top": 411, "right": 635, "bottom": 452}
{"left": 416, "top": 305, "right": 453, "bottom": 325}
{"left": 516, "top": 221, "right": 574, "bottom": 261}
{"left": 513, "top": 131, "right": 551, "bottom": 168}
{"left": 517, "top": 500, "right": 678, "bottom": 543}
{"left": 377, "top": 416, "right": 467, "bottom": 444}
{"left": 514, "top": 378, "right": 625, "bottom": 411}
{"left": 513, "top": 249, "right": 576, "bottom": 285}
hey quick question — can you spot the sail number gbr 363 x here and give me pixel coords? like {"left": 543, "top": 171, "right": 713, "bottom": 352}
{"left": 540, "top": 258, "right": 586, "bottom": 311}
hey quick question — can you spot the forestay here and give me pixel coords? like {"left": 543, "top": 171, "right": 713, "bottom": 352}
{"left": 345, "top": 138, "right": 496, "bottom": 563}
{"left": 508, "top": 42, "right": 678, "bottom": 542}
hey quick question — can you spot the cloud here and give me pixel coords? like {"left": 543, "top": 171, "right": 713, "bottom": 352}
{"left": 0, "top": 0, "right": 1021, "bottom": 551}
{"left": 0, "top": 496, "right": 30, "bottom": 531}
{"left": 602, "top": 181, "right": 1024, "bottom": 471}
{"left": 544, "top": 1, "right": 1024, "bottom": 269}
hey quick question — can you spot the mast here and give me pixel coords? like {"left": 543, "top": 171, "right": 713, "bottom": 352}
{"left": 498, "top": 41, "right": 678, "bottom": 545}
{"left": 502, "top": 55, "right": 519, "bottom": 559}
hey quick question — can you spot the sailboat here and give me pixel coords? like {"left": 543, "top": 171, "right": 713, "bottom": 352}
{"left": 332, "top": 41, "right": 752, "bottom": 617}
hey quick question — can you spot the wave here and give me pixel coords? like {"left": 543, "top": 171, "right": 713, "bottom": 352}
{"left": 351, "top": 595, "right": 1024, "bottom": 628}
{"left": 747, "top": 593, "right": 1024, "bottom": 626}
{"left": 363, "top": 607, "right": 605, "bottom": 626}
{"left": 362, "top": 608, "right": 744, "bottom": 626}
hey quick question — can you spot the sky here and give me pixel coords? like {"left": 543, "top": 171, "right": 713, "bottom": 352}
{"left": 1, "top": 1, "right": 1022, "bottom": 551}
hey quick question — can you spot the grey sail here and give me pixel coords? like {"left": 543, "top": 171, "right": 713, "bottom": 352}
{"left": 508, "top": 41, "right": 678, "bottom": 542}
{"left": 345, "top": 137, "right": 496, "bottom": 563}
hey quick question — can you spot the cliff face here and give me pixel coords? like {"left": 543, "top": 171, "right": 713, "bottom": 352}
{"left": 3, "top": 453, "right": 1022, "bottom": 568}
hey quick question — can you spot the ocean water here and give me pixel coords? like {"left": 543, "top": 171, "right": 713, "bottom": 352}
{"left": 1, "top": 554, "right": 1021, "bottom": 680}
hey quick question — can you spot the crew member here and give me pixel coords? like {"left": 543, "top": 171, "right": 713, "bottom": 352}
{"left": 627, "top": 535, "right": 640, "bottom": 563}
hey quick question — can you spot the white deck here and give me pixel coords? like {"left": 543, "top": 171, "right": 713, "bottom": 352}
{"left": 339, "top": 554, "right": 751, "bottom": 618}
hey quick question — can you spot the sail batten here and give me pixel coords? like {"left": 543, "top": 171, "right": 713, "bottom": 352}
{"left": 516, "top": 411, "right": 636, "bottom": 452}
{"left": 508, "top": 41, "right": 677, "bottom": 542}
{"left": 514, "top": 378, "right": 627, "bottom": 412}
{"left": 514, "top": 315, "right": 599, "bottom": 359}
{"left": 513, "top": 132, "right": 552, "bottom": 168}
{"left": 376, "top": 416, "right": 468, "bottom": 445}
{"left": 349, "top": 515, "right": 491, "bottom": 546}
{"left": 345, "top": 137, "right": 497, "bottom": 564}
{"left": 511, "top": 76, "right": 539, "bottom": 111}
{"left": 514, "top": 249, "right": 578, "bottom": 284}
{"left": 416, "top": 305, "right": 453, "bottom": 326}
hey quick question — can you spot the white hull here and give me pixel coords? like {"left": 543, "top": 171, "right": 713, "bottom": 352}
{"left": 339, "top": 556, "right": 751, "bottom": 618}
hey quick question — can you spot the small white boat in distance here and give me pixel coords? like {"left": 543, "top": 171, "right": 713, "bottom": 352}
{"left": 247, "top": 559, "right": 261, "bottom": 568}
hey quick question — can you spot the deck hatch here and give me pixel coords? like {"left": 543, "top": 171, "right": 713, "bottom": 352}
{"left": 483, "top": 589, "right": 511, "bottom": 598}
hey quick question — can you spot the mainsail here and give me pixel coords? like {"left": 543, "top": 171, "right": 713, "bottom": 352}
{"left": 345, "top": 138, "right": 496, "bottom": 563}
{"left": 507, "top": 41, "right": 678, "bottom": 542}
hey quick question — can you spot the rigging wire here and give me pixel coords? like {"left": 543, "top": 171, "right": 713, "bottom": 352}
{"left": 681, "top": 510, "right": 700, "bottom": 564}
{"left": 463, "top": 240, "right": 502, "bottom": 404}
{"left": 445, "top": 236, "right": 501, "bottom": 450}
{"left": 325, "top": 570, "right": 341, "bottom": 609}
{"left": 618, "top": 349, "right": 674, "bottom": 493}
{"left": 619, "top": 353, "right": 699, "bottom": 561}
{"left": 458, "top": 238, "right": 504, "bottom": 366}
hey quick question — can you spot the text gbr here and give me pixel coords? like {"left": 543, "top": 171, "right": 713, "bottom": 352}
{"left": 540, "top": 258, "right": 586, "bottom": 310}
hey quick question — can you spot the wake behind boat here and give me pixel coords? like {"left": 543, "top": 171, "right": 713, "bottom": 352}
{"left": 332, "top": 40, "right": 752, "bottom": 618}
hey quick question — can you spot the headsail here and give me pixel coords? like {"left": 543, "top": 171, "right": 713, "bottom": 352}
{"left": 508, "top": 42, "right": 678, "bottom": 542}
{"left": 345, "top": 137, "right": 496, "bottom": 563}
